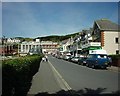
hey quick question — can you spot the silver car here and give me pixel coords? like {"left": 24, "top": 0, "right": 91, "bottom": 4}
{"left": 71, "top": 56, "right": 80, "bottom": 63}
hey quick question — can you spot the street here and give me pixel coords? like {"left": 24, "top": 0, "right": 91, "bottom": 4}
{"left": 28, "top": 55, "right": 119, "bottom": 95}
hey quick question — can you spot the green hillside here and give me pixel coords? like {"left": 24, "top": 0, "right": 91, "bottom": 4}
{"left": 15, "top": 32, "right": 80, "bottom": 42}
{"left": 36, "top": 32, "right": 79, "bottom": 42}
{"left": 15, "top": 37, "right": 33, "bottom": 42}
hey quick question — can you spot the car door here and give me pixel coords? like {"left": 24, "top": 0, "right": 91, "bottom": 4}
{"left": 86, "top": 54, "right": 95, "bottom": 66}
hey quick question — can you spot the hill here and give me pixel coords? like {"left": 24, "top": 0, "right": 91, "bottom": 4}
{"left": 36, "top": 32, "right": 80, "bottom": 42}
{"left": 15, "top": 32, "right": 80, "bottom": 42}
{"left": 15, "top": 37, "right": 34, "bottom": 42}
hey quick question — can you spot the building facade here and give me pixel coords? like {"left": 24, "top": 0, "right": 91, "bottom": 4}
{"left": 0, "top": 37, "right": 19, "bottom": 55}
{"left": 92, "top": 19, "right": 120, "bottom": 55}
{"left": 58, "top": 37, "right": 74, "bottom": 55}
{"left": 102, "top": 31, "right": 119, "bottom": 54}
{"left": 19, "top": 40, "right": 58, "bottom": 55}
{"left": 19, "top": 41, "right": 41, "bottom": 53}
{"left": 41, "top": 41, "right": 58, "bottom": 54}
{"left": 7, "top": 38, "right": 21, "bottom": 43}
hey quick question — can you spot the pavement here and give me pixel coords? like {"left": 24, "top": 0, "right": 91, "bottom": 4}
{"left": 28, "top": 61, "right": 62, "bottom": 95}
{"left": 107, "top": 66, "right": 120, "bottom": 72}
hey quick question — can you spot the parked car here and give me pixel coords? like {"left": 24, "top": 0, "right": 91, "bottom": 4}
{"left": 63, "top": 54, "right": 72, "bottom": 61}
{"left": 78, "top": 57, "right": 87, "bottom": 65}
{"left": 86, "top": 54, "right": 109, "bottom": 69}
{"left": 56, "top": 54, "right": 63, "bottom": 59}
{"left": 59, "top": 55, "right": 64, "bottom": 59}
{"left": 68, "top": 55, "right": 74, "bottom": 62}
{"left": 71, "top": 56, "right": 80, "bottom": 63}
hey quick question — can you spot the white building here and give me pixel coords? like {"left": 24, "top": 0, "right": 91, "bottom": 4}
{"left": 7, "top": 38, "right": 21, "bottom": 43}
{"left": 40, "top": 41, "right": 58, "bottom": 54}
{"left": 59, "top": 37, "right": 74, "bottom": 55}
{"left": 19, "top": 41, "right": 41, "bottom": 53}
{"left": 19, "top": 40, "right": 58, "bottom": 55}
{"left": 80, "top": 30, "right": 102, "bottom": 51}
{"left": 92, "top": 19, "right": 120, "bottom": 55}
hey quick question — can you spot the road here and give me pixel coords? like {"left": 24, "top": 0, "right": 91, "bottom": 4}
{"left": 28, "top": 55, "right": 119, "bottom": 95}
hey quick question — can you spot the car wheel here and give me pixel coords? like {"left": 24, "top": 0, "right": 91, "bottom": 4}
{"left": 83, "top": 63, "right": 86, "bottom": 66}
{"left": 91, "top": 64, "right": 95, "bottom": 69}
{"left": 102, "top": 66, "right": 107, "bottom": 69}
{"left": 81, "top": 63, "right": 83, "bottom": 66}
{"left": 86, "top": 63, "right": 89, "bottom": 67}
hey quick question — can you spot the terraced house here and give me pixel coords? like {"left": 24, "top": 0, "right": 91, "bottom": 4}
{"left": 92, "top": 19, "right": 120, "bottom": 55}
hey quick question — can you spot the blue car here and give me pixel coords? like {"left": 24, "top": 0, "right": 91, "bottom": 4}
{"left": 86, "top": 54, "right": 109, "bottom": 69}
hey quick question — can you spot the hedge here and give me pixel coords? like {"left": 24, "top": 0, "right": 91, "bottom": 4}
{"left": 109, "top": 55, "right": 120, "bottom": 67}
{"left": 2, "top": 55, "right": 43, "bottom": 96}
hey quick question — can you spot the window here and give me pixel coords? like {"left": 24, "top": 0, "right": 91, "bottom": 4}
{"left": 116, "top": 50, "right": 119, "bottom": 54}
{"left": 115, "top": 38, "right": 119, "bottom": 44}
{"left": 88, "top": 54, "right": 94, "bottom": 58}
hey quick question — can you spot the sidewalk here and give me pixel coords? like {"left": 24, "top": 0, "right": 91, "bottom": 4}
{"left": 107, "top": 66, "right": 120, "bottom": 72}
{"left": 28, "top": 61, "right": 61, "bottom": 95}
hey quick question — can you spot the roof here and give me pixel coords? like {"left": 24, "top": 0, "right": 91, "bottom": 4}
{"left": 95, "top": 19, "right": 120, "bottom": 31}
{"left": 61, "top": 39, "right": 69, "bottom": 44}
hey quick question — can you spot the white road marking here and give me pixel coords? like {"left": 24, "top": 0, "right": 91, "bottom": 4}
{"left": 48, "top": 60, "right": 72, "bottom": 91}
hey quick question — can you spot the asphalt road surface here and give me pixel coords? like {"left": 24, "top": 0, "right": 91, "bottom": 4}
{"left": 28, "top": 55, "right": 119, "bottom": 95}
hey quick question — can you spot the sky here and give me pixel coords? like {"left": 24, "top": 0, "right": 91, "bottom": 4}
{"left": 2, "top": 0, "right": 120, "bottom": 2}
{"left": 1, "top": 2, "right": 119, "bottom": 38}
{"left": 0, "top": 2, "right": 2, "bottom": 38}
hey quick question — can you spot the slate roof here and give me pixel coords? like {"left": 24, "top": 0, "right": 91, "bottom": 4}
{"left": 95, "top": 19, "right": 120, "bottom": 31}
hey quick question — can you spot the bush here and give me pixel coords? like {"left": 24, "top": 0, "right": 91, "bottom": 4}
{"left": 109, "top": 55, "right": 120, "bottom": 67}
{"left": 2, "top": 55, "right": 43, "bottom": 96}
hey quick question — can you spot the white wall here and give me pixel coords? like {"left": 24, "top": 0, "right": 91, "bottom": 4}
{"left": 102, "top": 31, "right": 119, "bottom": 55}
